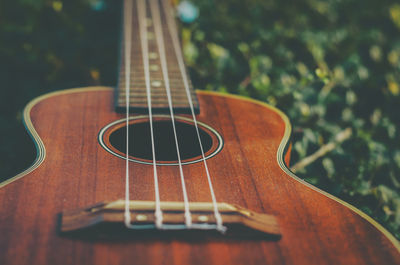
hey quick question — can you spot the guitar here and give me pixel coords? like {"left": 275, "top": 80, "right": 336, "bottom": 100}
{"left": 1, "top": 0, "right": 399, "bottom": 264}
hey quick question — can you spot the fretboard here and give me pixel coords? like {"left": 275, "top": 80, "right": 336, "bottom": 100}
{"left": 116, "top": 0, "right": 199, "bottom": 114}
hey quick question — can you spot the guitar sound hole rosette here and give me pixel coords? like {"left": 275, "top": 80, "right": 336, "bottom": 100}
{"left": 98, "top": 115, "right": 223, "bottom": 165}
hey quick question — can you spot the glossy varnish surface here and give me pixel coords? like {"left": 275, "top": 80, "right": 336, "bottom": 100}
{"left": 0, "top": 87, "right": 399, "bottom": 265}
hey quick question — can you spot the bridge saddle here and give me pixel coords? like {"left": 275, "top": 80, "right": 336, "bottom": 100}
{"left": 60, "top": 200, "right": 281, "bottom": 239}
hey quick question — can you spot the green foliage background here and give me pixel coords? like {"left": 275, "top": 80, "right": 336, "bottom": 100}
{"left": 1, "top": 0, "right": 400, "bottom": 239}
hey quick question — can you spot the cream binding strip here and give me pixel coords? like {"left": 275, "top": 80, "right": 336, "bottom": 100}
{"left": 0, "top": 87, "right": 109, "bottom": 189}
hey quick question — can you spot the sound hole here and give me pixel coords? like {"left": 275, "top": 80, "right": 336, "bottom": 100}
{"left": 108, "top": 120, "right": 213, "bottom": 162}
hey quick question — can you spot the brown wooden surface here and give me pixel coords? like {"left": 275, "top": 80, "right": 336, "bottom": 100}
{"left": 0, "top": 87, "right": 399, "bottom": 265}
{"left": 60, "top": 200, "right": 281, "bottom": 236}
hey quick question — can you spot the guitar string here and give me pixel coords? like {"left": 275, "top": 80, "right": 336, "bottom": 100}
{"left": 161, "top": 0, "right": 226, "bottom": 232}
{"left": 137, "top": 0, "right": 163, "bottom": 228}
{"left": 123, "top": 0, "right": 133, "bottom": 228}
{"left": 150, "top": 0, "right": 192, "bottom": 228}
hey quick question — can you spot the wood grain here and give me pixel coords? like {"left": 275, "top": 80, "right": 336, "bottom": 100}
{"left": 0, "top": 87, "right": 399, "bottom": 265}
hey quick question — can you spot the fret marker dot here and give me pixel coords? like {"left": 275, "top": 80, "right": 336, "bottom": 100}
{"left": 136, "top": 214, "right": 147, "bottom": 221}
{"left": 198, "top": 215, "right": 208, "bottom": 222}
{"left": 149, "top": 52, "right": 158, "bottom": 60}
{"left": 147, "top": 32, "right": 155, "bottom": 40}
{"left": 151, "top": 80, "right": 162, "bottom": 87}
{"left": 150, "top": 65, "right": 159, "bottom": 71}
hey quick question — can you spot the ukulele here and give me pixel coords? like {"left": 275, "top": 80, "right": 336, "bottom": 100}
{"left": 1, "top": 0, "right": 399, "bottom": 264}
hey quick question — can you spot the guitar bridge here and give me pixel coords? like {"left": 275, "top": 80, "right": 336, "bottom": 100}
{"left": 60, "top": 200, "right": 281, "bottom": 239}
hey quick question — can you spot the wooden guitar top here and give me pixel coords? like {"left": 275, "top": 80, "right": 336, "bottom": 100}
{"left": 0, "top": 87, "right": 399, "bottom": 265}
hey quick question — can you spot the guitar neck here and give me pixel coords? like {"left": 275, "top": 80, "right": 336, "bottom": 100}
{"left": 115, "top": 0, "right": 199, "bottom": 114}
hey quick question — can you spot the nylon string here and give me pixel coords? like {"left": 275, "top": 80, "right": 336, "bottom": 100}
{"left": 123, "top": 0, "right": 133, "bottom": 228}
{"left": 137, "top": 0, "right": 163, "bottom": 228}
{"left": 150, "top": 0, "right": 192, "bottom": 228}
{"left": 161, "top": 0, "right": 226, "bottom": 232}
{"left": 124, "top": 0, "right": 163, "bottom": 229}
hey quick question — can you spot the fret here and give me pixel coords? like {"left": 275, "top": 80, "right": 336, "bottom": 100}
{"left": 117, "top": 81, "right": 193, "bottom": 88}
{"left": 119, "top": 68, "right": 190, "bottom": 74}
{"left": 117, "top": 89, "right": 196, "bottom": 95}
{"left": 120, "top": 73, "right": 192, "bottom": 81}
{"left": 116, "top": 0, "right": 199, "bottom": 114}
{"left": 118, "top": 100, "right": 194, "bottom": 104}
{"left": 118, "top": 90, "right": 196, "bottom": 96}
{"left": 118, "top": 94, "right": 197, "bottom": 100}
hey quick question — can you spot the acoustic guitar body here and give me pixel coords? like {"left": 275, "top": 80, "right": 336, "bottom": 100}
{"left": 0, "top": 87, "right": 399, "bottom": 265}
